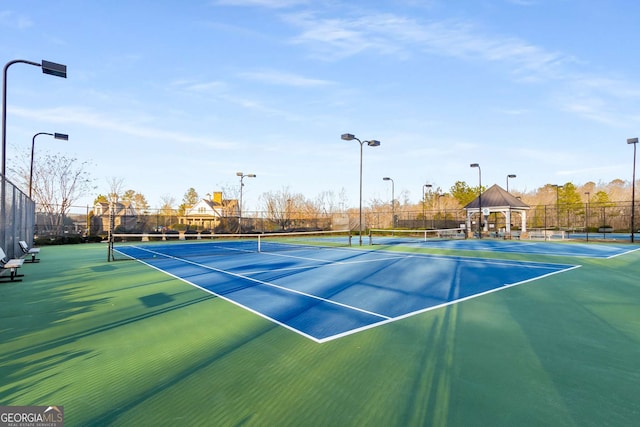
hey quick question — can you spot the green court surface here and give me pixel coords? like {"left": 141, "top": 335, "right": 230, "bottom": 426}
{"left": 1, "top": 242, "right": 640, "bottom": 426}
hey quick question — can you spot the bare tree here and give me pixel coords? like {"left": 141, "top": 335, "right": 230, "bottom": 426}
{"left": 159, "top": 194, "right": 176, "bottom": 214}
{"left": 260, "top": 187, "right": 300, "bottom": 230}
{"left": 105, "top": 177, "right": 124, "bottom": 203}
{"left": 219, "top": 182, "right": 241, "bottom": 206}
{"left": 314, "top": 188, "right": 349, "bottom": 216}
{"left": 154, "top": 194, "right": 177, "bottom": 231}
{"left": 10, "top": 151, "right": 94, "bottom": 236}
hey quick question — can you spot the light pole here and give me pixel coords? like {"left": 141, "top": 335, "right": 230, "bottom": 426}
{"left": 470, "top": 163, "right": 482, "bottom": 238}
{"left": 506, "top": 174, "right": 516, "bottom": 192}
{"left": 422, "top": 183, "right": 432, "bottom": 229}
{"left": 585, "top": 191, "right": 590, "bottom": 242}
{"left": 438, "top": 193, "right": 445, "bottom": 229}
{"left": 2, "top": 59, "right": 66, "bottom": 254}
{"left": 236, "top": 171, "right": 256, "bottom": 232}
{"left": 342, "top": 133, "right": 381, "bottom": 245}
{"left": 383, "top": 177, "right": 394, "bottom": 229}
{"left": 30, "top": 132, "right": 68, "bottom": 198}
{"left": 554, "top": 184, "right": 563, "bottom": 231}
{"left": 628, "top": 138, "right": 638, "bottom": 243}
{"left": 506, "top": 174, "right": 516, "bottom": 235}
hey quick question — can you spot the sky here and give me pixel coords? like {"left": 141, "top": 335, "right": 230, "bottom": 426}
{"left": 2, "top": 0, "right": 640, "bottom": 212}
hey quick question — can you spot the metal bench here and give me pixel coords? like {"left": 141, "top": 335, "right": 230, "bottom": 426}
{"left": 0, "top": 247, "right": 25, "bottom": 282}
{"left": 19, "top": 240, "right": 40, "bottom": 263}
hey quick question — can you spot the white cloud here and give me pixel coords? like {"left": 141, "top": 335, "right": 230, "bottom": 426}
{"left": 239, "top": 69, "right": 334, "bottom": 87}
{"left": 505, "top": 0, "right": 538, "bottom": 5}
{"left": 285, "top": 12, "right": 572, "bottom": 79}
{"left": 213, "top": 0, "right": 308, "bottom": 8}
{"left": 283, "top": 9, "right": 640, "bottom": 129}
{"left": 9, "top": 106, "right": 237, "bottom": 149}
{"left": 572, "top": 76, "right": 640, "bottom": 99}
{"left": 285, "top": 12, "right": 413, "bottom": 60}
{"left": 177, "top": 80, "right": 228, "bottom": 93}
{"left": 0, "top": 10, "right": 33, "bottom": 30}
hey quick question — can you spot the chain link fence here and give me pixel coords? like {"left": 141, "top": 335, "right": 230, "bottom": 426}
{"left": 32, "top": 200, "right": 639, "bottom": 243}
{"left": 377, "top": 201, "right": 637, "bottom": 238}
{"left": 1, "top": 175, "right": 35, "bottom": 258}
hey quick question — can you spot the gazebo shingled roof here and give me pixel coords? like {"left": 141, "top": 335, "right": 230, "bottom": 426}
{"left": 464, "top": 184, "right": 529, "bottom": 210}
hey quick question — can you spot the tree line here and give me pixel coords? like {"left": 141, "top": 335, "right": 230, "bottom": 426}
{"left": 10, "top": 150, "right": 637, "bottom": 235}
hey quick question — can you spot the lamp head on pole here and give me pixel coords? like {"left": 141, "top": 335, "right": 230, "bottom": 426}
{"left": 341, "top": 133, "right": 355, "bottom": 141}
{"left": 383, "top": 177, "right": 391, "bottom": 181}
{"left": 627, "top": 137, "right": 638, "bottom": 145}
{"left": 470, "top": 163, "right": 479, "bottom": 168}
{"left": 41, "top": 60, "right": 67, "bottom": 78}
{"left": 367, "top": 140, "right": 380, "bottom": 147}
{"left": 54, "top": 133, "right": 68, "bottom": 141}
{"left": 508, "top": 174, "right": 516, "bottom": 178}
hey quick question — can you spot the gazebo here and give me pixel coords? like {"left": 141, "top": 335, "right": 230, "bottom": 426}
{"left": 464, "top": 184, "right": 529, "bottom": 238}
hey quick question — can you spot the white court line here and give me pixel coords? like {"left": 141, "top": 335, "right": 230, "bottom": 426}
{"left": 385, "top": 238, "right": 635, "bottom": 259}
{"left": 241, "top": 250, "right": 413, "bottom": 274}
{"left": 116, "top": 245, "right": 581, "bottom": 343}
{"left": 246, "top": 247, "right": 575, "bottom": 275}
{"left": 606, "top": 246, "right": 640, "bottom": 259}
{"left": 318, "top": 264, "right": 583, "bottom": 343}
{"left": 115, "top": 251, "right": 324, "bottom": 342}
{"left": 119, "top": 246, "right": 392, "bottom": 321}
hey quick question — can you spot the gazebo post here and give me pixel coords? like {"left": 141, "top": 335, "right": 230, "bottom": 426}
{"left": 466, "top": 211, "right": 473, "bottom": 238}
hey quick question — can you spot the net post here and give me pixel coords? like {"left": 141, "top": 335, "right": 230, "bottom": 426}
{"left": 257, "top": 235, "right": 262, "bottom": 252}
{"left": 107, "top": 201, "right": 115, "bottom": 262}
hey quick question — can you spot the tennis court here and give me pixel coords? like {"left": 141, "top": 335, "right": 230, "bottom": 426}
{"left": 3, "top": 240, "right": 640, "bottom": 425}
{"left": 368, "top": 228, "right": 640, "bottom": 257}
{"left": 370, "top": 236, "right": 638, "bottom": 258}
{"left": 114, "top": 239, "right": 578, "bottom": 342}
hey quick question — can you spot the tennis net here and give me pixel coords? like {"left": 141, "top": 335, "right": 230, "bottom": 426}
{"left": 368, "top": 228, "right": 466, "bottom": 246}
{"left": 108, "top": 229, "right": 352, "bottom": 261}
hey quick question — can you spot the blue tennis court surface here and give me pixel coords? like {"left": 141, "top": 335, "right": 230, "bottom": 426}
{"left": 116, "top": 243, "right": 578, "bottom": 342}
{"left": 372, "top": 238, "right": 640, "bottom": 258}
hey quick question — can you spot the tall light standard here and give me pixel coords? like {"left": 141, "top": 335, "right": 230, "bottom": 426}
{"left": 422, "top": 183, "right": 432, "bottom": 229}
{"left": 342, "top": 133, "right": 381, "bottom": 245}
{"left": 30, "top": 132, "right": 68, "bottom": 198}
{"left": 2, "top": 59, "right": 66, "bottom": 254}
{"left": 506, "top": 174, "right": 516, "bottom": 192}
{"left": 470, "top": 163, "right": 482, "bottom": 238}
{"left": 628, "top": 137, "right": 638, "bottom": 243}
{"left": 383, "top": 177, "right": 394, "bottom": 229}
{"left": 438, "top": 193, "right": 445, "bottom": 229}
{"left": 554, "top": 184, "right": 563, "bottom": 231}
{"left": 236, "top": 171, "right": 256, "bottom": 232}
{"left": 584, "top": 191, "right": 590, "bottom": 242}
{"left": 506, "top": 174, "right": 516, "bottom": 235}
